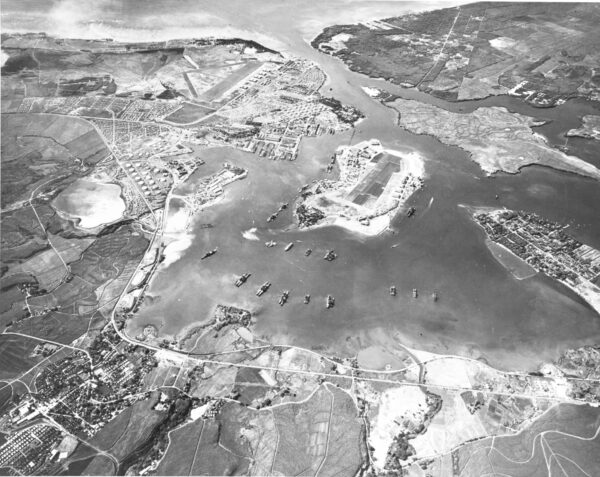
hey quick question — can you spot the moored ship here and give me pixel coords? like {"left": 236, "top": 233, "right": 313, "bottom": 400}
{"left": 235, "top": 273, "right": 251, "bottom": 287}
{"left": 278, "top": 290, "right": 289, "bottom": 306}
{"left": 323, "top": 250, "right": 337, "bottom": 261}
{"left": 201, "top": 248, "right": 217, "bottom": 259}
{"left": 257, "top": 282, "right": 271, "bottom": 296}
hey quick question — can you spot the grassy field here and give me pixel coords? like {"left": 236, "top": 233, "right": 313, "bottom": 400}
{"left": 233, "top": 367, "right": 271, "bottom": 405}
{"left": 81, "top": 455, "right": 116, "bottom": 476}
{"left": 457, "top": 403, "right": 600, "bottom": 476}
{"left": 199, "top": 61, "right": 262, "bottom": 103}
{"left": 88, "top": 392, "right": 168, "bottom": 460}
{"left": 272, "top": 384, "right": 365, "bottom": 476}
{"left": 156, "top": 402, "right": 252, "bottom": 475}
{"left": 164, "top": 102, "right": 214, "bottom": 124}
{"left": 1, "top": 114, "right": 108, "bottom": 207}
{"left": 0, "top": 334, "right": 42, "bottom": 380}
{"left": 312, "top": 3, "right": 600, "bottom": 104}
{"left": 7, "top": 222, "right": 149, "bottom": 344}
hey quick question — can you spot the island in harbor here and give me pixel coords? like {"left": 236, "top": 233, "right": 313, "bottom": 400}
{"left": 294, "top": 139, "right": 424, "bottom": 236}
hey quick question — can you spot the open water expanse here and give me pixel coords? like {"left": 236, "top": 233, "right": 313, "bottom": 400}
{"left": 133, "top": 31, "right": 600, "bottom": 370}
{"left": 5, "top": 0, "right": 600, "bottom": 370}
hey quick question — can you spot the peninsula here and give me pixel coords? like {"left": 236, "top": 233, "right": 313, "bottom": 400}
{"left": 473, "top": 208, "right": 600, "bottom": 316}
{"left": 385, "top": 96, "right": 600, "bottom": 179}
{"left": 567, "top": 115, "right": 600, "bottom": 141}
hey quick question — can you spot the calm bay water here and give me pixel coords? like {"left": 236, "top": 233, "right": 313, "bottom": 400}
{"left": 6, "top": 0, "right": 598, "bottom": 370}
{"left": 133, "top": 50, "right": 600, "bottom": 370}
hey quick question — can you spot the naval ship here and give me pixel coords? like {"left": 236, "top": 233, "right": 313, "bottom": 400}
{"left": 235, "top": 273, "right": 251, "bottom": 287}
{"left": 256, "top": 282, "right": 271, "bottom": 296}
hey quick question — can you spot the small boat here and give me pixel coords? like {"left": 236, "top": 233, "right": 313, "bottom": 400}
{"left": 267, "top": 214, "right": 277, "bottom": 223}
{"left": 284, "top": 242, "right": 294, "bottom": 252}
{"left": 407, "top": 207, "right": 416, "bottom": 217}
{"left": 304, "top": 294, "right": 310, "bottom": 304}
{"left": 323, "top": 250, "right": 337, "bottom": 261}
{"left": 279, "top": 202, "right": 288, "bottom": 210}
{"left": 265, "top": 240, "right": 277, "bottom": 247}
{"left": 278, "top": 290, "right": 289, "bottom": 306}
{"left": 390, "top": 286, "right": 397, "bottom": 297}
{"left": 257, "top": 282, "right": 271, "bottom": 297}
{"left": 326, "top": 295, "right": 335, "bottom": 309}
{"left": 412, "top": 288, "right": 418, "bottom": 299}
{"left": 201, "top": 248, "right": 217, "bottom": 259}
{"left": 432, "top": 291, "right": 438, "bottom": 302}
{"left": 235, "top": 273, "right": 251, "bottom": 287}
{"left": 305, "top": 248, "right": 312, "bottom": 257}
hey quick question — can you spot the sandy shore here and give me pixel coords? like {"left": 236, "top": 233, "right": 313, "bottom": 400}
{"left": 297, "top": 141, "right": 425, "bottom": 237}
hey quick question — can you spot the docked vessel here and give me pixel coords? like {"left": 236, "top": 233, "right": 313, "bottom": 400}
{"left": 390, "top": 286, "right": 397, "bottom": 297}
{"left": 284, "top": 242, "right": 294, "bottom": 252}
{"left": 326, "top": 295, "right": 335, "bottom": 309}
{"left": 201, "top": 248, "right": 217, "bottom": 259}
{"left": 413, "top": 288, "right": 418, "bottom": 298}
{"left": 304, "top": 294, "right": 310, "bottom": 304}
{"left": 323, "top": 250, "right": 337, "bottom": 261}
{"left": 305, "top": 248, "right": 312, "bottom": 257}
{"left": 235, "top": 273, "right": 251, "bottom": 287}
{"left": 278, "top": 290, "right": 289, "bottom": 306}
{"left": 265, "top": 240, "right": 277, "bottom": 247}
{"left": 256, "top": 282, "right": 271, "bottom": 296}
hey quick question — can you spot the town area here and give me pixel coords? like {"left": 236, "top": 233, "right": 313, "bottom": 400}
{"left": 474, "top": 208, "right": 600, "bottom": 315}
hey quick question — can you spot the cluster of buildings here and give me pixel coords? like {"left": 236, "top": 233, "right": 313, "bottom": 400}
{"left": 475, "top": 210, "right": 600, "bottom": 286}
{"left": 0, "top": 424, "right": 63, "bottom": 474}
{"left": 15, "top": 95, "right": 181, "bottom": 122}
{"left": 0, "top": 330, "right": 160, "bottom": 473}
{"left": 177, "top": 163, "right": 247, "bottom": 219}
{"left": 0, "top": 329, "right": 157, "bottom": 470}
{"left": 296, "top": 139, "right": 424, "bottom": 233}
{"left": 207, "top": 59, "right": 359, "bottom": 160}
{"left": 29, "top": 342, "right": 60, "bottom": 358}
{"left": 475, "top": 209, "right": 600, "bottom": 315}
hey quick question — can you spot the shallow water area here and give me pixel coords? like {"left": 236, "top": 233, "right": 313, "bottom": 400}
{"left": 133, "top": 123, "right": 600, "bottom": 371}
{"left": 52, "top": 179, "right": 126, "bottom": 228}
{"left": 130, "top": 7, "right": 600, "bottom": 371}
{"left": 11, "top": 0, "right": 600, "bottom": 370}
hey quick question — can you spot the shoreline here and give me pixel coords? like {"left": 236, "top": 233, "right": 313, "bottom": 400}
{"left": 469, "top": 206, "right": 600, "bottom": 318}
{"left": 295, "top": 140, "right": 425, "bottom": 237}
